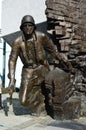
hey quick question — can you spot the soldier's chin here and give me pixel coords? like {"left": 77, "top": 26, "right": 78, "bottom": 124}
{"left": 26, "top": 32, "right": 32, "bottom": 35}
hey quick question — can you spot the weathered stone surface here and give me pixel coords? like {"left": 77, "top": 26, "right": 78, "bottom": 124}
{"left": 44, "top": 68, "right": 77, "bottom": 119}
{"left": 63, "top": 96, "right": 81, "bottom": 119}
{"left": 45, "top": 0, "right": 86, "bottom": 119}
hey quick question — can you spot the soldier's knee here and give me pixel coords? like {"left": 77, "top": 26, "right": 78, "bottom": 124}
{"left": 19, "top": 97, "right": 27, "bottom": 106}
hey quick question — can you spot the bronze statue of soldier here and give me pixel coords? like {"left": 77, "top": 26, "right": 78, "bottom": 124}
{"left": 7, "top": 15, "right": 73, "bottom": 115}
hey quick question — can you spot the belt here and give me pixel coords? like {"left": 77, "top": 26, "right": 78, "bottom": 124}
{"left": 23, "top": 64, "right": 38, "bottom": 69}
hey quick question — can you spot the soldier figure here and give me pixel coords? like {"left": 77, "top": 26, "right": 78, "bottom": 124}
{"left": 8, "top": 15, "right": 72, "bottom": 114}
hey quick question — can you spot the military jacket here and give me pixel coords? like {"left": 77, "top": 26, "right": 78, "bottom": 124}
{"left": 9, "top": 31, "right": 61, "bottom": 67}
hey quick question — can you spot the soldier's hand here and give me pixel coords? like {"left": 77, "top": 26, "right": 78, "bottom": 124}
{"left": 61, "top": 60, "right": 77, "bottom": 74}
{"left": 60, "top": 60, "right": 73, "bottom": 72}
{"left": 8, "top": 81, "right": 15, "bottom": 96}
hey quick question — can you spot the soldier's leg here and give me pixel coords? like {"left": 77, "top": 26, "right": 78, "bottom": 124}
{"left": 27, "top": 65, "right": 49, "bottom": 114}
{"left": 19, "top": 65, "right": 49, "bottom": 114}
{"left": 19, "top": 68, "right": 33, "bottom": 106}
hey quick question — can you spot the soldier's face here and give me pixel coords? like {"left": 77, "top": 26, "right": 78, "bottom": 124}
{"left": 22, "top": 23, "right": 35, "bottom": 35}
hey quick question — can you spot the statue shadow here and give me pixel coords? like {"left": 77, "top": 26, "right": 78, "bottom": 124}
{"left": 3, "top": 97, "right": 32, "bottom": 116}
{"left": 48, "top": 120, "right": 86, "bottom": 130}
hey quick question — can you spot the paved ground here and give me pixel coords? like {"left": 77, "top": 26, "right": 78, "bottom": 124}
{"left": 0, "top": 92, "right": 86, "bottom": 130}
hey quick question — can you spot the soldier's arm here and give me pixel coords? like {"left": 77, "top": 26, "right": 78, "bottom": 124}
{"left": 42, "top": 34, "right": 62, "bottom": 60}
{"left": 8, "top": 40, "right": 19, "bottom": 85}
{"left": 42, "top": 34, "right": 73, "bottom": 71}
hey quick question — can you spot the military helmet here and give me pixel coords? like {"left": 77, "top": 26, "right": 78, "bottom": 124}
{"left": 20, "top": 15, "right": 36, "bottom": 30}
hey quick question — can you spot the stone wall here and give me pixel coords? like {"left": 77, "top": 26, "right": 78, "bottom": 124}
{"left": 45, "top": 0, "right": 86, "bottom": 118}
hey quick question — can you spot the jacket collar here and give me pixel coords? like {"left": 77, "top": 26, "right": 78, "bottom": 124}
{"left": 22, "top": 32, "right": 37, "bottom": 42}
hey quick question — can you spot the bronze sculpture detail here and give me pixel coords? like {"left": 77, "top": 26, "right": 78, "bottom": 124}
{"left": 7, "top": 15, "right": 73, "bottom": 115}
